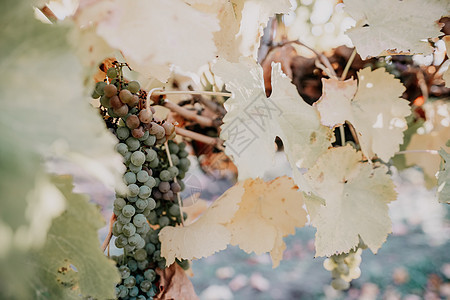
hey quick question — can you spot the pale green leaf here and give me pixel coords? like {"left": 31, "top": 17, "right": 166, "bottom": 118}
{"left": 437, "top": 148, "right": 450, "bottom": 204}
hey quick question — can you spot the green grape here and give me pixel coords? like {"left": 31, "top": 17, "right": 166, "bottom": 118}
{"left": 158, "top": 216, "right": 170, "bottom": 227}
{"left": 168, "top": 142, "right": 179, "bottom": 154}
{"left": 138, "top": 130, "right": 149, "bottom": 142}
{"left": 128, "top": 81, "right": 140, "bottom": 93}
{"left": 117, "top": 284, "right": 128, "bottom": 298}
{"left": 117, "top": 127, "right": 130, "bottom": 140}
{"left": 91, "top": 89, "right": 100, "bottom": 99}
{"left": 122, "top": 204, "right": 136, "bottom": 218}
{"left": 135, "top": 274, "right": 144, "bottom": 285}
{"left": 126, "top": 137, "right": 140, "bottom": 151}
{"left": 128, "top": 234, "right": 141, "bottom": 247}
{"left": 145, "top": 243, "right": 156, "bottom": 255}
{"left": 131, "top": 151, "right": 146, "bottom": 166}
{"left": 114, "top": 197, "right": 127, "bottom": 210}
{"left": 149, "top": 231, "right": 159, "bottom": 244}
{"left": 117, "top": 214, "right": 131, "bottom": 225}
{"left": 124, "top": 244, "right": 136, "bottom": 253}
{"left": 112, "top": 221, "right": 123, "bottom": 236}
{"left": 127, "top": 184, "right": 139, "bottom": 197}
{"left": 123, "top": 152, "right": 132, "bottom": 163}
{"left": 123, "top": 172, "right": 137, "bottom": 184}
{"left": 336, "top": 263, "right": 349, "bottom": 275}
{"left": 124, "top": 275, "right": 136, "bottom": 288}
{"left": 168, "top": 204, "right": 180, "bottom": 216}
{"left": 178, "top": 142, "right": 186, "bottom": 149}
{"left": 331, "top": 278, "right": 350, "bottom": 290}
{"left": 136, "top": 170, "right": 149, "bottom": 183}
{"left": 144, "top": 269, "right": 156, "bottom": 281}
{"left": 145, "top": 149, "right": 157, "bottom": 162}
{"left": 114, "top": 104, "right": 129, "bottom": 117}
{"left": 170, "top": 154, "right": 179, "bottom": 165}
{"left": 167, "top": 166, "right": 179, "bottom": 178}
{"left": 148, "top": 211, "right": 158, "bottom": 224}
{"left": 135, "top": 199, "right": 148, "bottom": 210}
{"left": 147, "top": 198, "right": 156, "bottom": 210}
{"left": 100, "top": 95, "right": 111, "bottom": 108}
{"left": 119, "top": 265, "right": 131, "bottom": 279}
{"left": 140, "top": 280, "right": 152, "bottom": 293}
{"left": 107, "top": 107, "right": 118, "bottom": 118}
{"left": 115, "top": 234, "right": 128, "bottom": 248}
{"left": 127, "top": 196, "right": 138, "bottom": 203}
{"left": 138, "top": 185, "right": 151, "bottom": 198}
{"left": 178, "top": 150, "right": 188, "bottom": 158}
{"left": 127, "top": 259, "right": 138, "bottom": 272}
{"left": 159, "top": 170, "right": 171, "bottom": 181}
{"left": 122, "top": 223, "right": 136, "bottom": 237}
{"left": 152, "top": 250, "right": 162, "bottom": 261}
{"left": 95, "top": 81, "right": 107, "bottom": 95}
{"left": 143, "top": 134, "right": 156, "bottom": 146}
{"left": 115, "top": 143, "right": 128, "bottom": 156}
{"left": 148, "top": 157, "right": 159, "bottom": 168}
{"left": 144, "top": 176, "right": 156, "bottom": 188}
{"left": 179, "top": 158, "right": 190, "bottom": 172}
{"left": 107, "top": 67, "right": 118, "bottom": 79}
{"left": 136, "top": 223, "right": 150, "bottom": 235}
{"left": 129, "top": 286, "right": 139, "bottom": 297}
{"left": 178, "top": 170, "right": 186, "bottom": 180}
{"left": 136, "top": 237, "right": 146, "bottom": 250}
{"left": 129, "top": 163, "right": 142, "bottom": 173}
{"left": 134, "top": 248, "right": 147, "bottom": 261}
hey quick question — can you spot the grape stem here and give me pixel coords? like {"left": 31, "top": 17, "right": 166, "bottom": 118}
{"left": 341, "top": 48, "right": 357, "bottom": 80}
{"left": 175, "top": 127, "right": 224, "bottom": 150}
{"left": 395, "top": 149, "right": 439, "bottom": 155}
{"left": 164, "top": 141, "right": 185, "bottom": 226}
{"left": 101, "top": 213, "right": 116, "bottom": 253}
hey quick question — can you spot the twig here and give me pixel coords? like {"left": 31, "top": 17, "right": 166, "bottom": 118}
{"left": 39, "top": 5, "right": 58, "bottom": 23}
{"left": 339, "top": 126, "right": 346, "bottom": 146}
{"left": 154, "top": 90, "right": 232, "bottom": 97}
{"left": 396, "top": 149, "right": 439, "bottom": 155}
{"left": 162, "top": 100, "right": 216, "bottom": 127}
{"left": 101, "top": 213, "right": 116, "bottom": 252}
{"left": 175, "top": 127, "right": 223, "bottom": 149}
{"left": 341, "top": 48, "right": 357, "bottom": 80}
{"left": 164, "top": 141, "right": 185, "bottom": 226}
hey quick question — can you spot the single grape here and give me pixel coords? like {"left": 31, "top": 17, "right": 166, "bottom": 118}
{"left": 170, "top": 154, "right": 179, "bottom": 165}
{"left": 158, "top": 181, "right": 170, "bottom": 193}
{"left": 336, "top": 263, "right": 349, "bottom": 275}
{"left": 133, "top": 213, "right": 147, "bottom": 227}
{"left": 119, "top": 89, "right": 133, "bottom": 104}
{"left": 122, "top": 223, "right": 137, "bottom": 237}
{"left": 129, "top": 163, "right": 142, "bottom": 173}
{"left": 139, "top": 109, "right": 153, "bottom": 124}
{"left": 138, "top": 130, "right": 149, "bottom": 142}
{"left": 123, "top": 152, "right": 132, "bottom": 163}
{"left": 114, "top": 104, "right": 129, "bottom": 117}
{"left": 122, "top": 204, "right": 136, "bottom": 218}
{"left": 145, "top": 149, "right": 157, "bottom": 162}
{"left": 123, "top": 172, "right": 137, "bottom": 184}
{"left": 106, "top": 67, "right": 118, "bottom": 79}
{"left": 112, "top": 221, "right": 123, "bottom": 236}
{"left": 144, "top": 269, "right": 156, "bottom": 281}
{"left": 136, "top": 170, "right": 149, "bottom": 183}
{"left": 162, "top": 122, "right": 175, "bottom": 136}
{"left": 152, "top": 250, "right": 162, "bottom": 262}
{"left": 95, "top": 81, "right": 107, "bottom": 95}
{"left": 129, "top": 95, "right": 139, "bottom": 107}
{"left": 115, "top": 234, "right": 128, "bottom": 248}
{"left": 139, "top": 185, "right": 151, "bottom": 199}
{"left": 100, "top": 95, "right": 111, "bottom": 108}
{"left": 136, "top": 237, "right": 146, "bottom": 250}
{"left": 107, "top": 107, "right": 118, "bottom": 117}
{"left": 162, "top": 190, "right": 174, "bottom": 201}
{"left": 127, "top": 196, "right": 138, "bottom": 203}
{"left": 148, "top": 157, "right": 159, "bottom": 168}
{"left": 136, "top": 222, "right": 150, "bottom": 236}
{"left": 132, "top": 126, "right": 145, "bottom": 139}
{"left": 124, "top": 276, "right": 136, "bottom": 288}
{"left": 178, "top": 158, "right": 190, "bottom": 172}
{"left": 179, "top": 142, "right": 186, "bottom": 150}
{"left": 117, "top": 284, "right": 128, "bottom": 298}
{"left": 159, "top": 170, "right": 171, "bottom": 181}
{"left": 134, "top": 248, "right": 147, "bottom": 261}
{"left": 168, "top": 204, "right": 180, "bottom": 216}
{"left": 114, "top": 197, "right": 127, "bottom": 210}
{"left": 168, "top": 141, "right": 179, "bottom": 154}
{"left": 135, "top": 199, "right": 148, "bottom": 210}
{"left": 331, "top": 278, "right": 350, "bottom": 290}
{"left": 152, "top": 189, "right": 162, "bottom": 200}
{"left": 155, "top": 126, "right": 166, "bottom": 139}
{"left": 127, "top": 259, "right": 138, "bottom": 272}
{"left": 115, "top": 143, "right": 128, "bottom": 156}
{"left": 158, "top": 216, "right": 170, "bottom": 227}
{"left": 156, "top": 136, "right": 167, "bottom": 144}
{"left": 167, "top": 130, "right": 176, "bottom": 140}
{"left": 123, "top": 244, "right": 135, "bottom": 253}
{"left": 117, "top": 214, "right": 131, "bottom": 225}
{"left": 170, "top": 182, "right": 181, "bottom": 193}
{"left": 129, "top": 286, "right": 139, "bottom": 297}
{"left": 131, "top": 151, "right": 146, "bottom": 166}
{"left": 143, "top": 134, "right": 156, "bottom": 146}
{"left": 147, "top": 198, "right": 156, "bottom": 210}
{"left": 145, "top": 243, "right": 156, "bottom": 255}
{"left": 128, "top": 81, "right": 140, "bottom": 93}
{"left": 135, "top": 274, "right": 144, "bottom": 285}
{"left": 144, "top": 176, "right": 156, "bottom": 188}
{"left": 149, "top": 122, "right": 161, "bottom": 135}
{"left": 168, "top": 166, "right": 179, "bottom": 178}
{"left": 117, "top": 127, "right": 130, "bottom": 140}
{"left": 126, "top": 115, "right": 140, "bottom": 130}
{"left": 179, "top": 180, "right": 185, "bottom": 191}
{"left": 110, "top": 95, "right": 123, "bottom": 109}
{"left": 128, "top": 234, "right": 141, "bottom": 247}
{"left": 140, "top": 280, "right": 152, "bottom": 293}
{"left": 128, "top": 184, "right": 139, "bottom": 197}
{"left": 178, "top": 150, "right": 188, "bottom": 158}
{"left": 148, "top": 211, "right": 158, "bottom": 225}
{"left": 104, "top": 83, "right": 118, "bottom": 97}
{"left": 91, "top": 89, "right": 100, "bottom": 99}
{"left": 149, "top": 231, "right": 159, "bottom": 244}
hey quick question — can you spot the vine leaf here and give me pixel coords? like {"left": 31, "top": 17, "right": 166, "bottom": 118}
{"left": 315, "top": 68, "right": 411, "bottom": 162}
{"left": 437, "top": 148, "right": 450, "bottom": 204}
{"left": 186, "top": 0, "right": 292, "bottom": 61}
{"left": 29, "top": 176, "right": 120, "bottom": 299}
{"left": 405, "top": 101, "right": 450, "bottom": 187}
{"left": 160, "top": 177, "right": 307, "bottom": 267}
{"left": 304, "top": 145, "right": 397, "bottom": 257}
{"left": 213, "top": 58, "right": 333, "bottom": 190}
{"left": 76, "top": 0, "right": 219, "bottom": 81}
{"left": 443, "top": 36, "right": 450, "bottom": 88}
{"left": 154, "top": 263, "right": 199, "bottom": 300}
{"left": 343, "top": 0, "right": 449, "bottom": 59}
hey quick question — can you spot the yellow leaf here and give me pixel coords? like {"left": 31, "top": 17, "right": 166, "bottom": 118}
{"left": 315, "top": 68, "right": 411, "bottom": 162}
{"left": 159, "top": 177, "right": 306, "bottom": 267}
{"left": 343, "top": 0, "right": 449, "bottom": 59}
{"left": 304, "top": 145, "right": 397, "bottom": 257}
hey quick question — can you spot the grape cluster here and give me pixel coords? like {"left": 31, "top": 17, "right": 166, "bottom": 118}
{"left": 323, "top": 240, "right": 367, "bottom": 290}
{"left": 93, "top": 63, "right": 191, "bottom": 299}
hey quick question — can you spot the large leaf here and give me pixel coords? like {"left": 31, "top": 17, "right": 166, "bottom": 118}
{"left": 160, "top": 177, "right": 307, "bottom": 268}
{"left": 304, "top": 146, "right": 397, "bottom": 257}
{"left": 343, "top": 0, "right": 449, "bottom": 59}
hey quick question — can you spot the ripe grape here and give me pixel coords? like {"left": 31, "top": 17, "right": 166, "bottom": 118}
{"left": 132, "top": 127, "right": 145, "bottom": 139}
{"left": 119, "top": 89, "right": 133, "bottom": 104}
{"left": 162, "top": 122, "right": 175, "bottom": 136}
{"left": 114, "top": 104, "right": 129, "bottom": 117}
{"left": 134, "top": 248, "right": 147, "bottom": 261}
{"left": 104, "top": 84, "right": 118, "bottom": 97}
{"left": 126, "top": 115, "right": 140, "bottom": 130}
{"left": 139, "top": 109, "right": 153, "bottom": 123}
{"left": 158, "top": 181, "right": 170, "bottom": 193}
{"left": 170, "top": 182, "right": 181, "bottom": 193}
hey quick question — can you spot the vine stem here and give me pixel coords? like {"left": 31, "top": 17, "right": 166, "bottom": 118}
{"left": 164, "top": 141, "right": 185, "bottom": 226}
{"left": 175, "top": 127, "right": 223, "bottom": 149}
{"left": 154, "top": 90, "right": 232, "bottom": 97}
{"left": 162, "top": 100, "right": 217, "bottom": 127}
{"left": 339, "top": 126, "right": 346, "bottom": 146}
{"left": 341, "top": 48, "right": 357, "bottom": 80}
{"left": 101, "top": 213, "right": 116, "bottom": 252}
{"left": 395, "top": 149, "right": 439, "bottom": 155}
